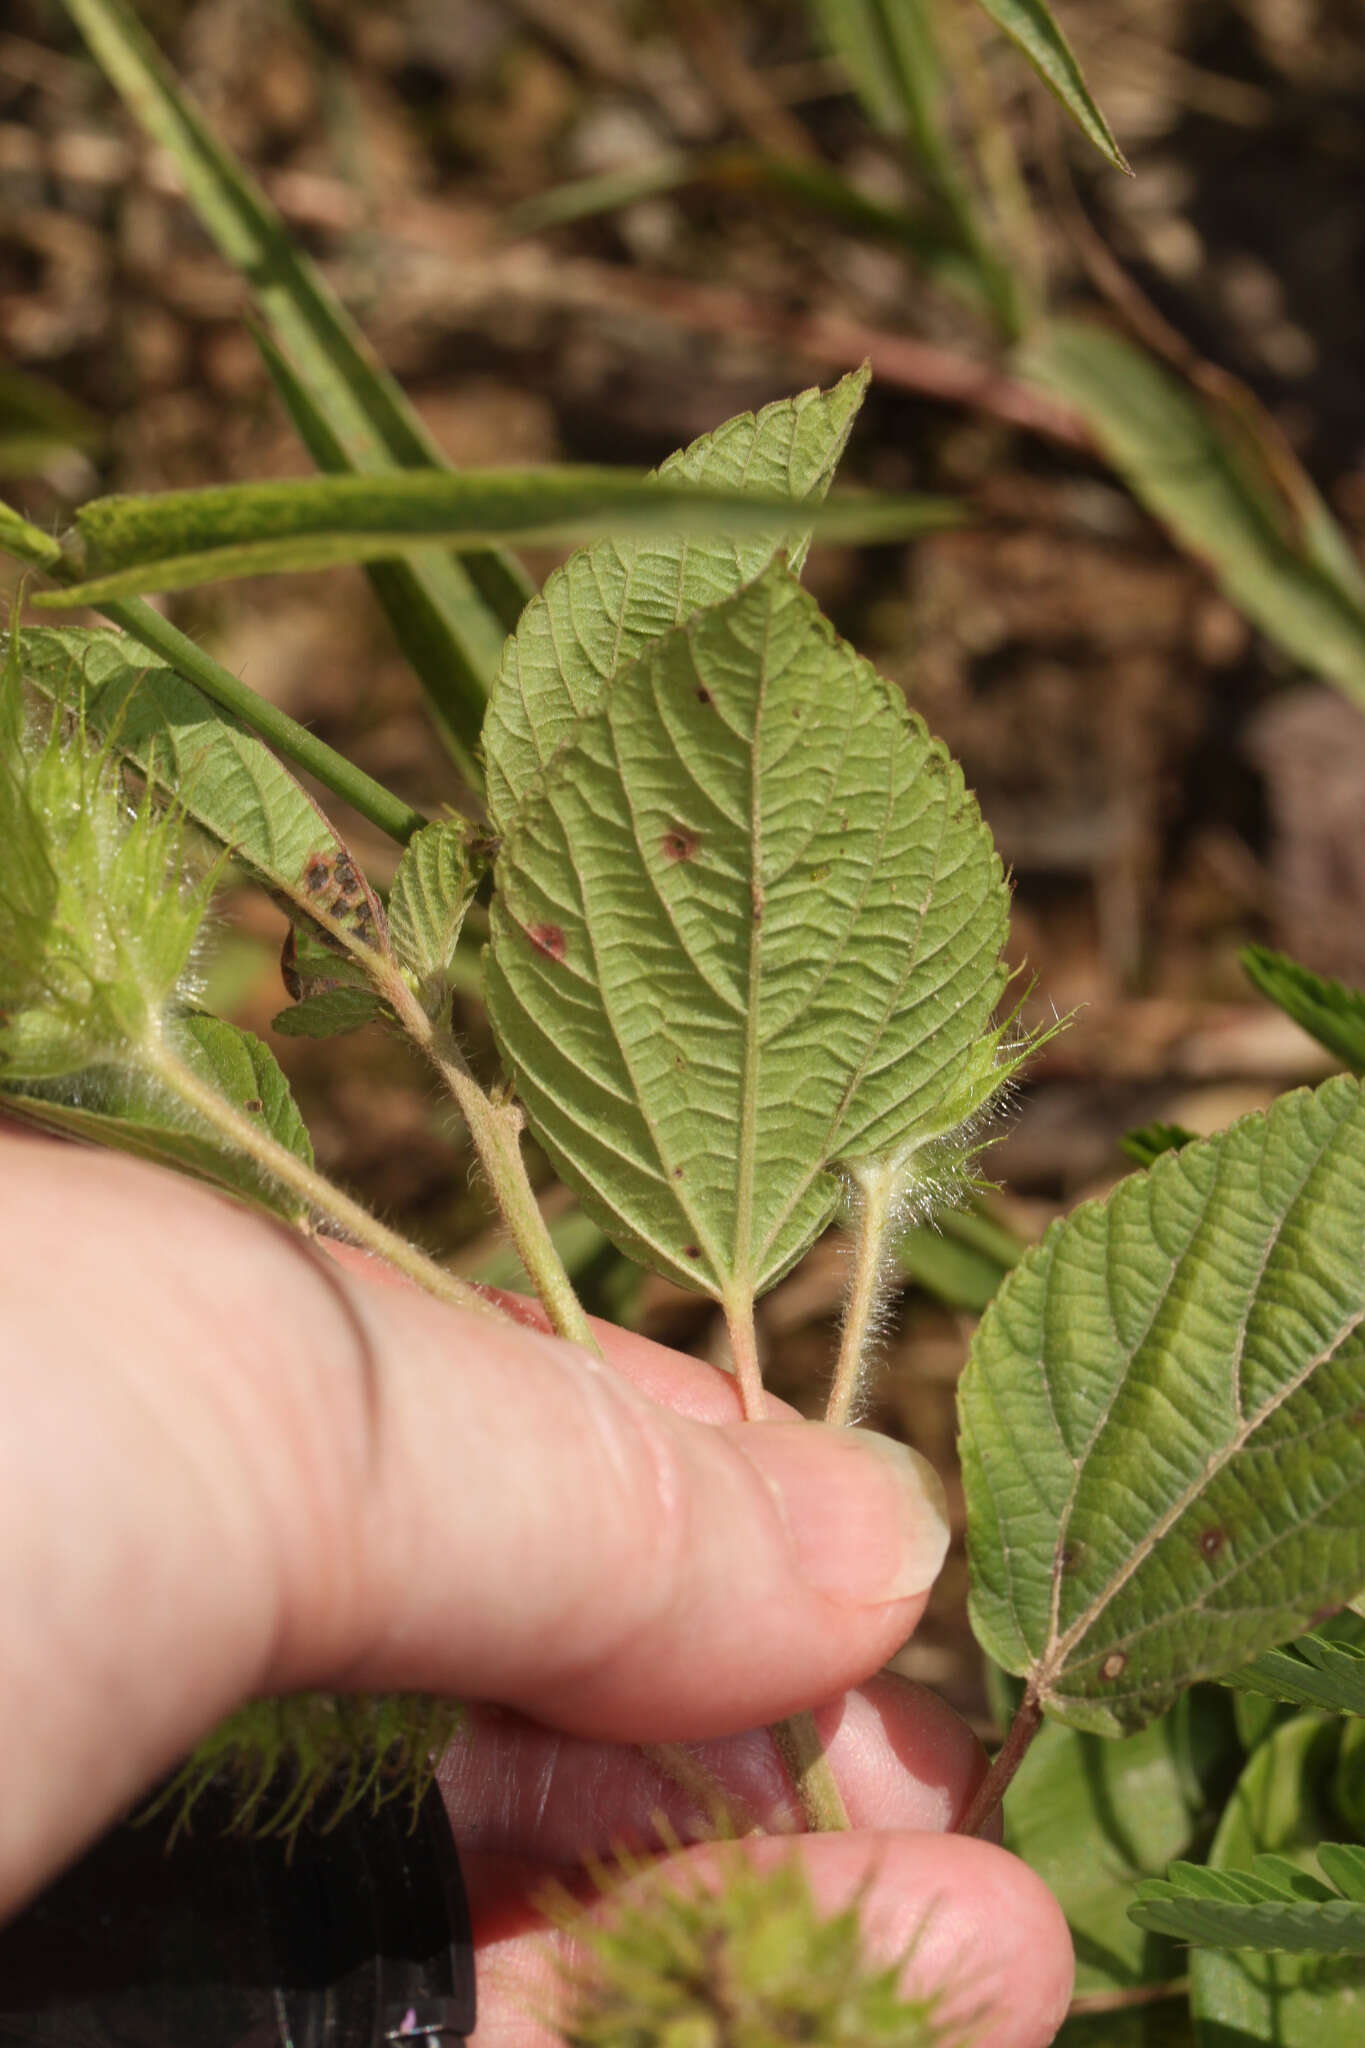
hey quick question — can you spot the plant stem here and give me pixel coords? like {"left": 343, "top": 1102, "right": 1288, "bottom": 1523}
{"left": 826, "top": 1165, "right": 898, "bottom": 1428}
{"left": 771, "top": 1711, "right": 852, "bottom": 1833}
{"left": 99, "top": 597, "right": 429, "bottom": 847}
{"left": 957, "top": 1687, "right": 1044, "bottom": 1838}
{"left": 724, "top": 1295, "right": 766, "bottom": 1419}
{"left": 145, "top": 1033, "right": 506, "bottom": 1321}
{"left": 642, "top": 1743, "right": 766, "bottom": 1837}
{"left": 0, "top": 490, "right": 428, "bottom": 850}
{"left": 381, "top": 982, "right": 600, "bottom": 1353}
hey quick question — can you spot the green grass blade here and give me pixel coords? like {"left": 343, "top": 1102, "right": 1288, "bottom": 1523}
{"left": 61, "top": 0, "right": 523, "bottom": 766}
{"left": 1020, "top": 321, "right": 1365, "bottom": 709}
{"left": 973, "top": 0, "right": 1129, "bottom": 173}
{"left": 37, "top": 466, "right": 963, "bottom": 609}
{"left": 251, "top": 325, "right": 510, "bottom": 789}
{"left": 486, "top": 563, "right": 1012, "bottom": 1302}
{"left": 961, "top": 1076, "right": 1365, "bottom": 1736}
{"left": 1241, "top": 945, "right": 1365, "bottom": 1078}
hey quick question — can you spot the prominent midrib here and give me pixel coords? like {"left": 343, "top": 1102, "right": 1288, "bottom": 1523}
{"left": 727, "top": 597, "right": 776, "bottom": 1306}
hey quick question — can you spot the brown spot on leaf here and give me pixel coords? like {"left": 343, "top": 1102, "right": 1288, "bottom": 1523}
{"left": 661, "top": 825, "right": 699, "bottom": 862}
{"left": 684, "top": 1244, "right": 701, "bottom": 1259}
{"left": 1200, "top": 1527, "right": 1226, "bottom": 1559}
{"left": 1059, "top": 1542, "right": 1083, "bottom": 1572}
{"left": 673, "top": 1166, "right": 684, "bottom": 1179}
{"left": 1100, "top": 1652, "right": 1127, "bottom": 1681}
{"left": 696, "top": 687, "right": 712, "bottom": 704}
{"left": 527, "top": 923, "right": 566, "bottom": 961}
{"left": 243, "top": 1097, "right": 264, "bottom": 1114}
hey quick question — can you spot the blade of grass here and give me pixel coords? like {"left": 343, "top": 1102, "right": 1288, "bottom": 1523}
{"left": 806, "top": 0, "right": 1020, "bottom": 333}
{"left": 1, "top": 490, "right": 425, "bottom": 847}
{"left": 38, "top": 469, "right": 967, "bottom": 608}
{"left": 60, "top": 0, "right": 527, "bottom": 783}
{"left": 973, "top": 0, "right": 1130, "bottom": 174}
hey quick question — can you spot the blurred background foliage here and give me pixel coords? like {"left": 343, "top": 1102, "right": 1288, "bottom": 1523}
{"left": 2, "top": 0, "right": 1364, "bottom": 1732}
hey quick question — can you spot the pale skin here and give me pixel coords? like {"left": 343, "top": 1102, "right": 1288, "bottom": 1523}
{"left": 0, "top": 1133, "right": 1073, "bottom": 2045}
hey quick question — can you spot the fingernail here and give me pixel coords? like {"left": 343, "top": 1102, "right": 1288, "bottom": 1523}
{"left": 739, "top": 1422, "right": 950, "bottom": 1606}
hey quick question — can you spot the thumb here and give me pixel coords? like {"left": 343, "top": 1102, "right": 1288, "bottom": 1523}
{"left": 0, "top": 1137, "right": 947, "bottom": 1908}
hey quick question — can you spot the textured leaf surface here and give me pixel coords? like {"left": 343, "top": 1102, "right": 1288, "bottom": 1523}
{"left": 1241, "top": 945, "right": 1365, "bottom": 1077}
{"left": 387, "top": 818, "right": 483, "bottom": 1017}
{"left": 961, "top": 1075, "right": 1365, "bottom": 1735}
{"left": 974, "top": 0, "right": 1129, "bottom": 172}
{"left": 1132, "top": 1849, "right": 1365, "bottom": 1953}
{"left": 1020, "top": 323, "right": 1365, "bottom": 708}
{"left": 20, "top": 627, "right": 387, "bottom": 951}
{"left": 1226, "top": 1630, "right": 1365, "bottom": 1718}
{"left": 1, "top": 1013, "right": 312, "bottom": 1220}
{"left": 271, "top": 987, "right": 387, "bottom": 1039}
{"left": 41, "top": 463, "right": 959, "bottom": 609}
{"left": 486, "top": 564, "right": 1010, "bottom": 1299}
{"left": 1188, "top": 1714, "right": 1365, "bottom": 2042}
{"left": 483, "top": 371, "right": 868, "bottom": 833}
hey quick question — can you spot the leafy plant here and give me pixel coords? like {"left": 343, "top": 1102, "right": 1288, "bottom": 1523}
{"left": 4, "top": 4, "right": 1364, "bottom": 2042}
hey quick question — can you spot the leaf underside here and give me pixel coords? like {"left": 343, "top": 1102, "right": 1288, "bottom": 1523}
{"left": 1, "top": 1013, "right": 312, "bottom": 1220}
{"left": 1131, "top": 1846, "right": 1365, "bottom": 1954}
{"left": 486, "top": 563, "right": 1010, "bottom": 1301}
{"left": 961, "top": 1074, "right": 1365, "bottom": 1735}
{"left": 387, "top": 817, "right": 483, "bottom": 1017}
{"left": 482, "top": 368, "right": 870, "bottom": 835}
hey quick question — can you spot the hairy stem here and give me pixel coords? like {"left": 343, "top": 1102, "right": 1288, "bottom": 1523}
{"left": 771, "top": 1711, "right": 852, "bottom": 1834}
{"left": 145, "top": 1034, "right": 505, "bottom": 1320}
{"left": 724, "top": 1295, "right": 766, "bottom": 1419}
{"left": 957, "top": 1687, "right": 1044, "bottom": 1838}
{"left": 826, "top": 1165, "right": 898, "bottom": 1428}
{"left": 382, "top": 977, "right": 599, "bottom": 1353}
{"left": 642, "top": 1743, "right": 766, "bottom": 1837}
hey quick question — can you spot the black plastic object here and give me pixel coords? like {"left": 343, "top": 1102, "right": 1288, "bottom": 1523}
{"left": 0, "top": 1775, "right": 475, "bottom": 2047}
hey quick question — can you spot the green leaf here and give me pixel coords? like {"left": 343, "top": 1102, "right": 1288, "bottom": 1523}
{"left": 1119, "top": 1120, "right": 1198, "bottom": 1168}
{"left": 1225, "top": 1632, "right": 1365, "bottom": 1719}
{"left": 973, "top": 0, "right": 1129, "bottom": 173}
{"left": 387, "top": 818, "right": 485, "bottom": 1018}
{"left": 486, "top": 563, "right": 1012, "bottom": 1302}
{"left": 2, "top": 1013, "right": 313, "bottom": 1221}
{"left": 1132, "top": 1852, "right": 1365, "bottom": 1954}
{"left": 18, "top": 626, "right": 389, "bottom": 956}
{"left": 38, "top": 462, "right": 961, "bottom": 611}
{"left": 1005, "top": 1697, "right": 1234, "bottom": 1997}
{"left": 271, "top": 987, "right": 387, "bottom": 1039}
{"left": 1186, "top": 1715, "right": 1365, "bottom": 2042}
{"left": 1019, "top": 322, "right": 1365, "bottom": 709}
{"left": 61, "top": 0, "right": 519, "bottom": 774}
{"left": 484, "top": 369, "right": 869, "bottom": 834}
{"left": 960, "top": 1074, "right": 1365, "bottom": 1737}
{"left": 1241, "top": 945, "right": 1365, "bottom": 1077}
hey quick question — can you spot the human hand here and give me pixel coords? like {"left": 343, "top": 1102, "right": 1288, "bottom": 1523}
{"left": 0, "top": 1132, "right": 1072, "bottom": 2044}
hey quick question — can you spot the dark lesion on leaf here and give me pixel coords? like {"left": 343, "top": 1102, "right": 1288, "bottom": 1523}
{"left": 1199, "top": 1527, "right": 1227, "bottom": 1559}
{"left": 243, "top": 1097, "right": 264, "bottom": 1114}
{"left": 1058, "top": 1541, "right": 1084, "bottom": 1573}
{"left": 684, "top": 1244, "right": 701, "bottom": 1259}
{"left": 526, "top": 922, "right": 567, "bottom": 961}
{"left": 661, "top": 825, "right": 699, "bottom": 862}
{"left": 1100, "top": 1651, "right": 1128, "bottom": 1681}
